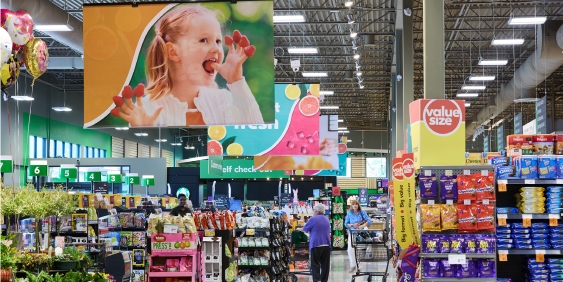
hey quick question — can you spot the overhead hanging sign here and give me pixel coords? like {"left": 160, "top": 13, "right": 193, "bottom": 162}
{"left": 207, "top": 85, "right": 322, "bottom": 156}
{"left": 391, "top": 154, "right": 419, "bottom": 250}
{"left": 536, "top": 96, "right": 547, "bottom": 134}
{"left": 514, "top": 112, "right": 523, "bottom": 134}
{"left": 83, "top": 2, "right": 274, "bottom": 128}
{"left": 483, "top": 135, "right": 489, "bottom": 153}
{"left": 497, "top": 124, "right": 504, "bottom": 152}
{"left": 200, "top": 159, "right": 288, "bottom": 179}
{"left": 208, "top": 156, "right": 223, "bottom": 176}
{"left": 524, "top": 119, "right": 536, "bottom": 135}
{"left": 0, "top": 156, "right": 13, "bottom": 173}
{"left": 284, "top": 153, "right": 347, "bottom": 176}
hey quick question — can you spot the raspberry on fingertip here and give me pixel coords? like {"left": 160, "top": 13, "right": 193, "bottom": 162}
{"left": 225, "top": 35, "right": 233, "bottom": 45}
{"left": 110, "top": 108, "right": 121, "bottom": 117}
{"left": 133, "top": 84, "right": 145, "bottom": 97}
{"left": 244, "top": 46, "right": 256, "bottom": 57}
{"left": 122, "top": 85, "right": 133, "bottom": 98}
{"left": 113, "top": 96, "right": 124, "bottom": 107}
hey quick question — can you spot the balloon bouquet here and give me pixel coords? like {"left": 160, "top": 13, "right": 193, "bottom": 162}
{"left": 0, "top": 9, "right": 49, "bottom": 94}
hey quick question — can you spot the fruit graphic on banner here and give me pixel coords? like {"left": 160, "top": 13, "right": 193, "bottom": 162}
{"left": 207, "top": 84, "right": 322, "bottom": 156}
{"left": 409, "top": 99, "right": 466, "bottom": 168}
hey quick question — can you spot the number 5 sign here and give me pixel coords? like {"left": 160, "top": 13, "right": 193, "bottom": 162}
{"left": 60, "top": 164, "right": 77, "bottom": 179}
{"left": 29, "top": 160, "right": 48, "bottom": 176}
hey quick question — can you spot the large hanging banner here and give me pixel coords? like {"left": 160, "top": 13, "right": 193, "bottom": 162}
{"left": 284, "top": 153, "right": 347, "bottom": 176}
{"left": 83, "top": 2, "right": 274, "bottom": 128}
{"left": 207, "top": 84, "right": 321, "bottom": 156}
{"left": 392, "top": 154, "right": 418, "bottom": 250}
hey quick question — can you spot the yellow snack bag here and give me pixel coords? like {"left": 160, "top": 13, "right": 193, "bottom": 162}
{"left": 421, "top": 204, "right": 441, "bottom": 232}
{"left": 440, "top": 204, "right": 459, "bottom": 230}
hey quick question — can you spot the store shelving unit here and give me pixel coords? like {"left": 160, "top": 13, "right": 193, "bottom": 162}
{"left": 201, "top": 237, "right": 222, "bottom": 282}
{"left": 418, "top": 165, "right": 497, "bottom": 281}
{"left": 331, "top": 194, "right": 346, "bottom": 250}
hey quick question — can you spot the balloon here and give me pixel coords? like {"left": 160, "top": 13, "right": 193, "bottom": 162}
{"left": 24, "top": 38, "right": 49, "bottom": 81}
{"left": 1, "top": 50, "right": 21, "bottom": 90}
{"left": 2, "top": 9, "right": 34, "bottom": 48}
{"left": 0, "top": 27, "right": 12, "bottom": 65}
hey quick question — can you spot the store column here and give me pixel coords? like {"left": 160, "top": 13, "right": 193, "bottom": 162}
{"left": 423, "top": 0, "right": 445, "bottom": 99}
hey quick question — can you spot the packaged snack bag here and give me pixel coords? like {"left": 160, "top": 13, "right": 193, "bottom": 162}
{"left": 450, "top": 235, "right": 465, "bottom": 253}
{"left": 423, "top": 259, "right": 441, "bottom": 278}
{"left": 477, "top": 259, "right": 496, "bottom": 278}
{"left": 456, "top": 258, "right": 476, "bottom": 278}
{"left": 464, "top": 235, "right": 477, "bottom": 253}
{"left": 421, "top": 204, "right": 441, "bottom": 232}
{"left": 440, "top": 259, "right": 455, "bottom": 278}
{"left": 422, "top": 234, "right": 439, "bottom": 253}
{"left": 438, "top": 235, "right": 451, "bottom": 253}
{"left": 475, "top": 175, "right": 495, "bottom": 201}
{"left": 420, "top": 174, "right": 437, "bottom": 198}
{"left": 440, "top": 175, "right": 458, "bottom": 201}
{"left": 440, "top": 204, "right": 458, "bottom": 230}
{"left": 457, "top": 175, "right": 476, "bottom": 201}
{"left": 458, "top": 204, "right": 478, "bottom": 232}
{"left": 476, "top": 204, "right": 495, "bottom": 231}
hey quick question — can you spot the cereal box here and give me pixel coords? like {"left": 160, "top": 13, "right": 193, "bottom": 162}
{"left": 533, "top": 134, "right": 555, "bottom": 155}
{"left": 465, "top": 152, "right": 483, "bottom": 165}
{"left": 409, "top": 99, "right": 466, "bottom": 168}
{"left": 483, "top": 152, "right": 502, "bottom": 164}
{"left": 538, "top": 155, "right": 557, "bottom": 178}
{"left": 506, "top": 135, "right": 534, "bottom": 157}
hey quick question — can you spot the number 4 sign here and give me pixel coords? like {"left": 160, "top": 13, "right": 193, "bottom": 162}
{"left": 85, "top": 171, "right": 102, "bottom": 182}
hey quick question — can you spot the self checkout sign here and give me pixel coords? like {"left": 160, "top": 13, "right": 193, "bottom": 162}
{"left": 0, "top": 156, "right": 13, "bottom": 173}
{"left": 125, "top": 173, "right": 140, "bottom": 185}
{"left": 60, "top": 164, "right": 77, "bottom": 179}
{"left": 29, "top": 160, "right": 48, "bottom": 176}
{"left": 107, "top": 171, "right": 122, "bottom": 183}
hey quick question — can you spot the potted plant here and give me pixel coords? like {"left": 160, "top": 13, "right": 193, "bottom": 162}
{"left": 1, "top": 234, "right": 18, "bottom": 282}
{"left": 51, "top": 254, "right": 77, "bottom": 271}
{"left": 21, "top": 253, "right": 50, "bottom": 272}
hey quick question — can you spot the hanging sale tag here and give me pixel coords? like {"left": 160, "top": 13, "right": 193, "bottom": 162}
{"left": 498, "top": 250, "right": 508, "bottom": 262}
{"left": 523, "top": 214, "right": 532, "bottom": 227}
{"left": 498, "top": 214, "right": 508, "bottom": 226}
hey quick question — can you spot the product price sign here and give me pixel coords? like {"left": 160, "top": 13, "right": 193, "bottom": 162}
{"left": 498, "top": 250, "right": 508, "bottom": 262}
{"left": 125, "top": 173, "right": 140, "bottom": 185}
{"left": 448, "top": 254, "right": 466, "bottom": 265}
{"left": 29, "top": 160, "right": 48, "bottom": 176}
{"left": 107, "top": 173, "right": 122, "bottom": 184}
{"left": 142, "top": 175, "right": 155, "bottom": 186}
{"left": 514, "top": 112, "right": 523, "bottom": 134}
{"left": 536, "top": 250, "right": 546, "bottom": 262}
{"left": 536, "top": 96, "right": 547, "bottom": 134}
{"left": 522, "top": 214, "right": 532, "bottom": 227}
{"left": 60, "top": 164, "right": 77, "bottom": 179}
{"left": 497, "top": 214, "right": 508, "bottom": 226}
{"left": 85, "top": 171, "right": 102, "bottom": 182}
{"left": 549, "top": 214, "right": 560, "bottom": 227}
{"left": 0, "top": 156, "right": 13, "bottom": 173}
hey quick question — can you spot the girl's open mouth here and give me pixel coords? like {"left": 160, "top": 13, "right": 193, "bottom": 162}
{"left": 202, "top": 59, "right": 216, "bottom": 74}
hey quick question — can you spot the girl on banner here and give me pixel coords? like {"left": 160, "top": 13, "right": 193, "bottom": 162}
{"left": 345, "top": 199, "right": 372, "bottom": 272}
{"left": 111, "top": 5, "right": 264, "bottom": 126}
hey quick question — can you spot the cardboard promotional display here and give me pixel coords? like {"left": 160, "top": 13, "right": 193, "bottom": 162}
{"left": 409, "top": 99, "right": 466, "bottom": 168}
{"left": 207, "top": 84, "right": 321, "bottom": 156}
{"left": 83, "top": 2, "right": 274, "bottom": 128}
{"left": 392, "top": 154, "right": 418, "bottom": 250}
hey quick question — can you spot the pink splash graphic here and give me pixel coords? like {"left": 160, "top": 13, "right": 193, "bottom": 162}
{"left": 266, "top": 98, "right": 320, "bottom": 155}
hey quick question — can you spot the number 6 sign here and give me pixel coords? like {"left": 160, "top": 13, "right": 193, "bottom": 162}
{"left": 29, "top": 160, "right": 48, "bottom": 176}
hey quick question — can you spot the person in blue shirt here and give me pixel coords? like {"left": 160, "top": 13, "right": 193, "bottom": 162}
{"left": 301, "top": 204, "right": 331, "bottom": 282}
{"left": 345, "top": 199, "right": 371, "bottom": 272}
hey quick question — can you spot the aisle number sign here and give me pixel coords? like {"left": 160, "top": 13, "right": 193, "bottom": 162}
{"left": 60, "top": 164, "right": 77, "bottom": 179}
{"left": 0, "top": 156, "right": 13, "bottom": 173}
{"left": 125, "top": 173, "right": 140, "bottom": 185}
{"left": 142, "top": 175, "right": 155, "bottom": 186}
{"left": 29, "top": 160, "right": 48, "bottom": 176}
{"left": 107, "top": 172, "right": 122, "bottom": 183}
{"left": 85, "top": 171, "right": 102, "bottom": 182}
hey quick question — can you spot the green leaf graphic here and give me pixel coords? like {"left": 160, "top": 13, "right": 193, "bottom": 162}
{"left": 222, "top": 136, "right": 237, "bottom": 153}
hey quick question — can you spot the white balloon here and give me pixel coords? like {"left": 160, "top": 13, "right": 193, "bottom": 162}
{"left": 0, "top": 27, "right": 12, "bottom": 65}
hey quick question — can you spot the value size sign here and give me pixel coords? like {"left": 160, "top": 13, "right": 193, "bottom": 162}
{"left": 29, "top": 160, "right": 48, "bottom": 176}
{"left": 0, "top": 156, "right": 13, "bottom": 173}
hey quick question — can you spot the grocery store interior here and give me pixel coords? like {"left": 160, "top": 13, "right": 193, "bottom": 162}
{"left": 1, "top": 0, "right": 563, "bottom": 282}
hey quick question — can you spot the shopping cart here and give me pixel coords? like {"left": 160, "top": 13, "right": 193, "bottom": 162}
{"left": 350, "top": 229, "right": 391, "bottom": 282}
{"left": 289, "top": 230, "right": 311, "bottom": 282}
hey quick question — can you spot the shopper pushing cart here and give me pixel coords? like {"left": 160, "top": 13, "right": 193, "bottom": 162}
{"left": 296, "top": 204, "right": 331, "bottom": 282}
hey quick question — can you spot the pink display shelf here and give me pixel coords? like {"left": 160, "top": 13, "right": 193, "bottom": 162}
{"left": 148, "top": 272, "right": 194, "bottom": 278}
{"left": 148, "top": 233, "right": 199, "bottom": 282}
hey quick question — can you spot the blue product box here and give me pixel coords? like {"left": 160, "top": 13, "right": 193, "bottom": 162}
{"left": 491, "top": 156, "right": 510, "bottom": 166}
{"left": 517, "top": 155, "right": 538, "bottom": 178}
{"left": 496, "top": 165, "right": 516, "bottom": 179}
{"left": 557, "top": 156, "right": 563, "bottom": 178}
{"left": 539, "top": 155, "right": 558, "bottom": 178}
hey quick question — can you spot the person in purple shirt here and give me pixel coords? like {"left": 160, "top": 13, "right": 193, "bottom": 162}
{"left": 300, "top": 204, "right": 331, "bottom": 282}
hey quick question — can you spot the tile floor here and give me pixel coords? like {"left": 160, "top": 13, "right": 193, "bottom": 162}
{"left": 294, "top": 250, "right": 398, "bottom": 282}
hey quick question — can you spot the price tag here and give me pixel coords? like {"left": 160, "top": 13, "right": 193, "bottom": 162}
{"left": 246, "top": 229, "right": 256, "bottom": 236}
{"left": 464, "top": 199, "right": 471, "bottom": 205}
{"left": 498, "top": 179, "right": 507, "bottom": 192}
{"left": 483, "top": 199, "right": 490, "bottom": 205}
{"left": 463, "top": 170, "right": 470, "bottom": 175}
{"left": 425, "top": 170, "right": 432, "bottom": 176}
{"left": 498, "top": 214, "right": 508, "bottom": 226}
{"left": 481, "top": 170, "right": 489, "bottom": 176}
{"left": 525, "top": 179, "right": 535, "bottom": 184}
{"left": 522, "top": 214, "right": 532, "bottom": 227}
{"left": 204, "top": 229, "right": 215, "bottom": 237}
{"left": 448, "top": 254, "right": 466, "bottom": 265}
{"left": 428, "top": 200, "right": 435, "bottom": 205}
{"left": 536, "top": 250, "right": 546, "bottom": 262}
{"left": 446, "top": 200, "right": 453, "bottom": 205}
{"left": 498, "top": 250, "right": 508, "bottom": 262}
{"left": 549, "top": 214, "right": 560, "bottom": 227}
{"left": 445, "top": 170, "right": 453, "bottom": 176}
{"left": 557, "top": 179, "right": 563, "bottom": 184}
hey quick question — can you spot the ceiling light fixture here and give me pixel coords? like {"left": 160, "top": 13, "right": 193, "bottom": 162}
{"left": 347, "top": 139, "right": 352, "bottom": 142}
{"left": 478, "top": 59, "right": 508, "bottom": 66}
{"left": 320, "top": 90, "right": 334, "bottom": 95}
{"left": 338, "top": 127, "right": 348, "bottom": 130}
{"left": 302, "top": 72, "right": 328, "bottom": 77}
{"left": 465, "top": 103, "right": 471, "bottom": 107}
{"left": 273, "top": 15, "right": 306, "bottom": 23}
{"left": 320, "top": 105, "right": 339, "bottom": 110}
{"left": 287, "top": 47, "right": 318, "bottom": 54}
{"left": 154, "top": 139, "right": 168, "bottom": 142}
{"left": 338, "top": 119, "right": 344, "bottom": 122}
{"left": 491, "top": 38, "right": 525, "bottom": 45}
{"left": 115, "top": 127, "right": 129, "bottom": 130}
{"left": 508, "top": 16, "right": 546, "bottom": 25}
{"left": 11, "top": 95, "right": 34, "bottom": 101}
{"left": 349, "top": 27, "right": 357, "bottom": 38}
{"left": 469, "top": 75, "right": 495, "bottom": 81}
{"left": 456, "top": 93, "right": 479, "bottom": 98}
{"left": 514, "top": 98, "right": 540, "bottom": 103}
{"left": 347, "top": 14, "right": 355, "bottom": 24}
{"left": 134, "top": 132, "right": 148, "bottom": 137}
{"left": 170, "top": 143, "right": 183, "bottom": 146}
{"left": 462, "top": 85, "right": 486, "bottom": 90}
{"left": 353, "top": 53, "right": 360, "bottom": 59}
{"left": 52, "top": 106, "right": 72, "bottom": 112}
{"left": 339, "top": 130, "right": 350, "bottom": 133}
{"left": 359, "top": 84, "right": 365, "bottom": 89}
{"left": 356, "top": 71, "right": 363, "bottom": 76}
{"left": 345, "top": 1, "right": 354, "bottom": 7}
{"left": 35, "top": 24, "right": 74, "bottom": 31}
